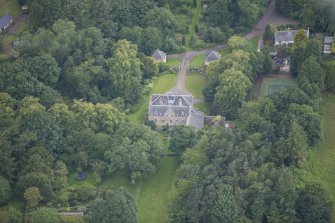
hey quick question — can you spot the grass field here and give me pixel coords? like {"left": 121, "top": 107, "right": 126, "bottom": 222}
{"left": 100, "top": 156, "right": 179, "bottom": 223}
{"left": 309, "top": 93, "right": 335, "bottom": 221}
{"left": 166, "top": 58, "right": 181, "bottom": 68}
{"left": 189, "top": 54, "right": 205, "bottom": 68}
{"left": 259, "top": 77, "right": 296, "bottom": 97}
{"left": 0, "top": 0, "right": 20, "bottom": 15}
{"left": 128, "top": 73, "right": 177, "bottom": 124}
{"left": 185, "top": 73, "right": 206, "bottom": 99}
{"left": 194, "top": 102, "right": 210, "bottom": 115}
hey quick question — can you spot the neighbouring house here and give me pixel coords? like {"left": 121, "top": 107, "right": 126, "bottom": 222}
{"left": 323, "top": 36, "right": 334, "bottom": 54}
{"left": 274, "top": 29, "right": 309, "bottom": 45}
{"left": 151, "top": 49, "right": 166, "bottom": 63}
{"left": 0, "top": 15, "right": 13, "bottom": 33}
{"left": 148, "top": 92, "right": 204, "bottom": 129}
{"left": 204, "top": 50, "right": 221, "bottom": 65}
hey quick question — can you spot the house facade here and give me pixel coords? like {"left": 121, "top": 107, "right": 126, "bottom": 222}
{"left": 0, "top": 15, "right": 13, "bottom": 33}
{"left": 274, "top": 29, "right": 309, "bottom": 45}
{"left": 148, "top": 92, "right": 204, "bottom": 129}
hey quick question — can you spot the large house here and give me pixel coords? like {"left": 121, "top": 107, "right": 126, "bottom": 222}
{"left": 323, "top": 36, "right": 334, "bottom": 54}
{"left": 0, "top": 15, "right": 13, "bottom": 33}
{"left": 151, "top": 49, "right": 166, "bottom": 63}
{"left": 204, "top": 50, "right": 221, "bottom": 65}
{"left": 148, "top": 92, "right": 204, "bottom": 129}
{"left": 274, "top": 29, "right": 309, "bottom": 45}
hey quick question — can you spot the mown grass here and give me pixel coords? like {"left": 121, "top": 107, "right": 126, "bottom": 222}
{"left": 128, "top": 73, "right": 177, "bottom": 124}
{"left": 194, "top": 102, "right": 210, "bottom": 115}
{"left": 0, "top": 0, "right": 20, "bottom": 15}
{"left": 100, "top": 156, "right": 180, "bottom": 223}
{"left": 189, "top": 54, "right": 205, "bottom": 68}
{"left": 185, "top": 73, "right": 206, "bottom": 99}
{"left": 166, "top": 58, "right": 181, "bottom": 68}
{"left": 308, "top": 93, "right": 335, "bottom": 221}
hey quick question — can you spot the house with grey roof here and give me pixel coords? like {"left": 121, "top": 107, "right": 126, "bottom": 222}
{"left": 0, "top": 15, "right": 13, "bottom": 33}
{"left": 204, "top": 50, "right": 221, "bottom": 65}
{"left": 274, "top": 29, "right": 309, "bottom": 46}
{"left": 148, "top": 92, "right": 204, "bottom": 129}
{"left": 151, "top": 49, "right": 166, "bottom": 63}
{"left": 323, "top": 36, "right": 334, "bottom": 54}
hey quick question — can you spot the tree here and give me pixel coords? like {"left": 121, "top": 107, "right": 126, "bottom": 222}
{"left": 209, "top": 184, "right": 239, "bottom": 223}
{"left": 288, "top": 103, "right": 322, "bottom": 147}
{"left": 104, "top": 123, "right": 163, "bottom": 182}
{"left": 0, "top": 176, "right": 11, "bottom": 206}
{"left": 292, "top": 29, "right": 308, "bottom": 49}
{"left": 138, "top": 53, "right": 159, "bottom": 79}
{"left": 144, "top": 7, "right": 179, "bottom": 39}
{"left": 263, "top": 24, "right": 274, "bottom": 44}
{"left": 91, "top": 187, "right": 137, "bottom": 223}
{"left": 2, "top": 206, "right": 23, "bottom": 223}
{"left": 31, "top": 208, "right": 61, "bottom": 223}
{"left": 295, "top": 183, "right": 331, "bottom": 223}
{"left": 298, "top": 55, "right": 325, "bottom": 90}
{"left": 213, "top": 68, "right": 252, "bottom": 118}
{"left": 227, "top": 36, "right": 251, "bottom": 52}
{"left": 24, "top": 187, "right": 42, "bottom": 207}
{"left": 284, "top": 121, "right": 308, "bottom": 167}
{"left": 106, "top": 40, "right": 143, "bottom": 104}
{"left": 169, "top": 125, "right": 198, "bottom": 155}
{"left": 29, "top": 54, "right": 61, "bottom": 86}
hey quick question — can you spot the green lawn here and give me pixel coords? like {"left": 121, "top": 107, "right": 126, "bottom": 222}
{"left": 166, "top": 58, "right": 181, "bottom": 68}
{"left": 185, "top": 73, "right": 206, "bottom": 99}
{"left": 189, "top": 54, "right": 205, "bottom": 68}
{"left": 0, "top": 0, "right": 20, "bottom": 15}
{"left": 101, "top": 156, "right": 180, "bottom": 223}
{"left": 128, "top": 73, "right": 177, "bottom": 124}
{"left": 194, "top": 102, "right": 210, "bottom": 115}
{"left": 260, "top": 78, "right": 296, "bottom": 97}
{"left": 309, "top": 93, "right": 335, "bottom": 221}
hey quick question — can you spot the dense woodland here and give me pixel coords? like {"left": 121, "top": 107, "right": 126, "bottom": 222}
{"left": 0, "top": 0, "right": 335, "bottom": 222}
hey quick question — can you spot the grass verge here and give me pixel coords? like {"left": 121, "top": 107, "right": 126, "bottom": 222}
{"left": 308, "top": 93, "right": 335, "bottom": 221}
{"left": 185, "top": 73, "right": 206, "bottom": 99}
{"left": 194, "top": 102, "right": 210, "bottom": 115}
{"left": 100, "top": 156, "right": 180, "bottom": 223}
{"left": 189, "top": 54, "right": 205, "bottom": 68}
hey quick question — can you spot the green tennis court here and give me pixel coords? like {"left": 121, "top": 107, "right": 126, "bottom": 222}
{"left": 260, "top": 78, "right": 296, "bottom": 97}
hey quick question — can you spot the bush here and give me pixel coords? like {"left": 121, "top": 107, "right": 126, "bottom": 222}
{"left": 201, "top": 27, "right": 227, "bottom": 43}
{"left": 76, "top": 184, "right": 96, "bottom": 203}
{"left": 0, "top": 176, "right": 11, "bottom": 206}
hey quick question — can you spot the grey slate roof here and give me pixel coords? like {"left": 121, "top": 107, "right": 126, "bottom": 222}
{"left": 324, "top": 36, "right": 334, "bottom": 44}
{"left": 149, "top": 92, "right": 193, "bottom": 117}
{"left": 151, "top": 49, "right": 166, "bottom": 61}
{"left": 0, "top": 15, "right": 12, "bottom": 29}
{"left": 275, "top": 30, "right": 309, "bottom": 42}
{"left": 205, "top": 51, "right": 221, "bottom": 63}
{"left": 187, "top": 109, "right": 204, "bottom": 129}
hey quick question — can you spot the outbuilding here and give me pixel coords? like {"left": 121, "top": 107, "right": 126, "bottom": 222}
{"left": 0, "top": 15, "right": 13, "bottom": 33}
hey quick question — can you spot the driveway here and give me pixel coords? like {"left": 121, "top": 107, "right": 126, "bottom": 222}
{"left": 169, "top": 0, "right": 298, "bottom": 96}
